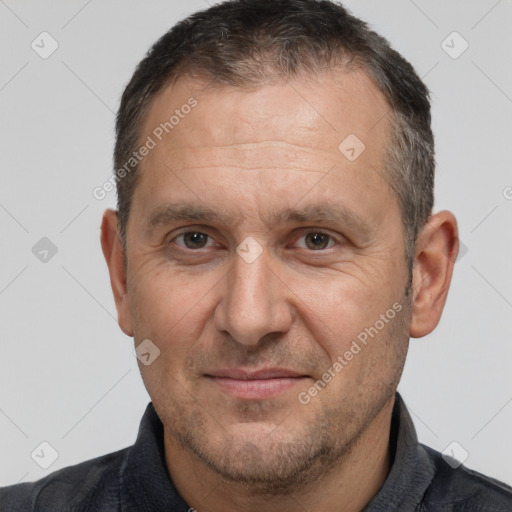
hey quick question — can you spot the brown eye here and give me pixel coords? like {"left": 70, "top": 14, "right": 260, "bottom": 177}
{"left": 180, "top": 232, "right": 210, "bottom": 249}
{"left": 304, "top": 232, "right": 331, "bottom": 250}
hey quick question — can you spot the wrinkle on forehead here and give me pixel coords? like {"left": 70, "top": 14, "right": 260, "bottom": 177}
{"left": 142, "top": 140, "right": 344, "bottom": 175}
{"left": 140, "top": 69, "right": 391, "bottom": 152}
{"left": 133, "top": 69, "right": 396, "bottom": 228}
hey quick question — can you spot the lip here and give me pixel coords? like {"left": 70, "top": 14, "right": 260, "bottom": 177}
{"left": 205, "top": 368, "right": 309, "bottom": 399}
{"left": 206, "top": 368, "right": 306, "bottom": 380}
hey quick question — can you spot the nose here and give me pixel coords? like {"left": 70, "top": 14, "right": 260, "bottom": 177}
{"left": 213, "top": 244, "right": 293, "bottom": 348}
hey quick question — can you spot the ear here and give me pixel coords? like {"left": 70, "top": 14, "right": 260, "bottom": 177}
{"left": 409, "top": 210, "right": 459, "bottom": 338}
{"left": 100, "top": 209, "right": 134, "bottom": 337}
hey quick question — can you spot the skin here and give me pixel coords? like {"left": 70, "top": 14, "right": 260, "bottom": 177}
{"left": 101, "top": 69, "right": 458, "bottom": 512}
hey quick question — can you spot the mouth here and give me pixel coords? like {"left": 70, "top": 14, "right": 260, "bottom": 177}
{"left": 204, "top": 368, "right": 309, "bottom": 399}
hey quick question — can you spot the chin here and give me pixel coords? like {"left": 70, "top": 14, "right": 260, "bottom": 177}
{"left": 169, "top": 407, "right": 352, "bottom": 494}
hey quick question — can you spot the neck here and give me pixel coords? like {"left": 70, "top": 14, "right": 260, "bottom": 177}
{"left": 164, "top": 395, "right": 395, "bottom": 512}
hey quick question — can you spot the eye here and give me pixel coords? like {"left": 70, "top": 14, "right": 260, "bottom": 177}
{"left": 294, "top": 232, "right": 337, "bottom": 250}
{"left": 173, "top": 231, "right": 215, "bottom": 249}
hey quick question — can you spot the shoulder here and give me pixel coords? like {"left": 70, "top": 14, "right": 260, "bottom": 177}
{"left": 420, "top": 443, "right": 512, "bottom": 512}
{"left": 0, "top": 447, "right": 129, "bottom": 511}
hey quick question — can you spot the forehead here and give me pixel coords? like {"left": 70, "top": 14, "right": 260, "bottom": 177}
{"left": 141, "top": 68, "right": 391, "bottom": 158}
{"left": 130, "top": 69, "right": 397, "bottom": 234}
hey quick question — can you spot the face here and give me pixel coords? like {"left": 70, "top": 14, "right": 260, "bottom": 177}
{"left": 119, "top": 70, "right": 413, "bottom": 489}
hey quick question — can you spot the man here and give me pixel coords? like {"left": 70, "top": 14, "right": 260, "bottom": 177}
{"left": 1, "top": 0, "right": 510, "bottom": 510}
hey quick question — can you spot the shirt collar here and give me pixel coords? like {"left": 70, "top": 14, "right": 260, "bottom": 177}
{"left": 119, "top": 402, "right": 189, "bottom": 511}
{"left": 119, "top": 392, "right": 434, "bottom": 511}
{"left": 364, "top": 392, "right": 435, "bottom": 511}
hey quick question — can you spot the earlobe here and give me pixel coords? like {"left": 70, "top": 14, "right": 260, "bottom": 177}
{"left": 100, "top": 209, "right": 134, "bottom": 337}
{"left": 409, "top": 211, "right": 459, "bottom": 338}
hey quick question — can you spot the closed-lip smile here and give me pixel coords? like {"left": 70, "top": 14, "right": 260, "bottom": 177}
{"left": 204, "top": 368, "right": 309, "bottom": 399}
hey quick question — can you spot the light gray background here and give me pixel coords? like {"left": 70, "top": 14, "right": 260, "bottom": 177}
{"left": 1, "top": 0, "right": 511, "bottom": 488}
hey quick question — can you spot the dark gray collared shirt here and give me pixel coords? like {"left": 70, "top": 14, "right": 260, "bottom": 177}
{"left": 1, "top": 393, "right": 511, "bottom": 511}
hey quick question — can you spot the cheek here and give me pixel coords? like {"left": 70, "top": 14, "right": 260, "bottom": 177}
{"left": 297, "top": 274, "right": 403, "bottom": 363}
{"left": 129, "top": 264, "right": 216, "bottom": 340}
{"left": 131, "top": 269, "right": 220, "bottom": 394}
{"left": 298, "top": 275, "right": 378, "bottom": 329}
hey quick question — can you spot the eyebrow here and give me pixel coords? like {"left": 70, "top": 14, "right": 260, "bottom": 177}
{"left": 275, "top": 204, "right": 371, "bottom": 235}
{"left": 146, "top": 202, "right": 373, "bottom": 238}
{"left": 147, "top": 204, "right": 228, "bottom": 228}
